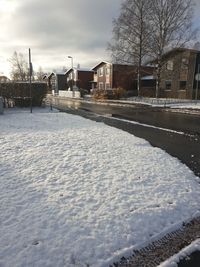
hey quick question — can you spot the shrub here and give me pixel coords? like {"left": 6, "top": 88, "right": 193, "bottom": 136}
{"left": 92, "top": 89, "right": 108, "bottom": 100}
{"left": 112, "top": 87, "right": 126, "bottom": 99}
{"left": 0, "top": 82, "right": 47, "bottom": 107}
{"left": 92, "top": 87, "right": 126, "bottom": 100}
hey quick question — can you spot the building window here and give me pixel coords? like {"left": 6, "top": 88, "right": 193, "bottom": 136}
{"left": 106, "top": 83, "right": 110, "bottom": 89}
{"left": 106, "top": 67, "right": 110, "bottom": 75}
{"left": 99, "top": 67, "right": 103, "bottom": 77}
{"left": 179, "top": 80, "right": 187, "bottom": 90}
{"left": 181, "top": 58, "right": 189, "bottom": 70}
{"left": 166, "top": 60, "right": 173, "bottom": 71}
{"left": 99, "top": 82, "right": 104, "bottom": 89}
{"left": 165, "top": 80, "right": 172, "bottom": 90}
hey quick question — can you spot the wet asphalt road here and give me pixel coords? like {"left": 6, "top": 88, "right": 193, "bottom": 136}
{"left": 178, "top": 250, "right": 200, "bottom": 267}
{"left": 75, "top": 101, "right": 200, "bottom": 135}
{"left": 52, "top": 98, "right": 200, "bottom": 178}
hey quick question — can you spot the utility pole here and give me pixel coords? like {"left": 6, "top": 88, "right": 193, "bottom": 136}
{"left": 29, "top": 48, "right": 33, "bottom": 113}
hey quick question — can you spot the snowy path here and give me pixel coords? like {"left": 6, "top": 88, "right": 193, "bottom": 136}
{"left": 0, "top": 108, "right": 200, "bottom": 267}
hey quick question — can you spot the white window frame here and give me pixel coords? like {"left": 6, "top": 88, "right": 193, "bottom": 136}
{"left": 106, "top": 67, "right": 110, "bottom": 76}
{"left": 99, "top": 67, "right": 103, "bottom": 77}
{"left": 99, "top": 82, "right": 104, "bottom": 89}
{"left": 181, "top": 58, "right": 189, "bottom": 70}
{"left": 166, "top": 60, "right": 174, "bottom": 71}
{"left": 105, "top": 83, "right": 110, "bottom": 89}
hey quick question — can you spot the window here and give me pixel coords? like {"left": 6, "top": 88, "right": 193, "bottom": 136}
{"left": 99, "top": 82, "right": 104, "bottom": 89}
{"left": 181, "top": 58, "right": 189, "bottom": 70}
{"left": 179, "top": 81, "right": 187, "bottom": 90}
{"left": 106, "top": 67, "right": 110, "bottom": 76}
{"left": 106, "top": 83, "right": 110, "bottom": 89}
{"left": 99, "top": 67, "right": 103, "bottom": 77}
{"left": 166, "top": 60, "right": 173, "bottom": 71}
{"left": 165, "top": 80, "right": 172, "bottom": 90}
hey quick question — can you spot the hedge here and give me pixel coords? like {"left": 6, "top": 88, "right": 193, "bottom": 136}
{"left": 0, "top": 82, "right": 47, "bottom": 107}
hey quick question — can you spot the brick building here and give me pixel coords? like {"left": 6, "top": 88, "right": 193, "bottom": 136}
{"left": 91, "top": 61, "right": 154, "bottom": 92}
{"left": 150, "top": 48, "right": 200, "bottom": 99}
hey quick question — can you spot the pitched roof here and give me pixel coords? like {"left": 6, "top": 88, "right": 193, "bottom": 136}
{"left": 66, "top": 67, "right": 93, "bottom": 74}
{"left": 91, "top": 61, "right": 111, "bottom": 71}
{"left": 0, "top": 75, "right": 10, "bottom": 81}
{"left": 147, "top": 47, "right": 200, "bottom": 65}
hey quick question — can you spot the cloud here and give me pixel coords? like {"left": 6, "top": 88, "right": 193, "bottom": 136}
{"left": 1, "top": 0, "right": 200, "bottom": 76}
{"left": 0, "top": 0, "right": 121, "bottom": 75}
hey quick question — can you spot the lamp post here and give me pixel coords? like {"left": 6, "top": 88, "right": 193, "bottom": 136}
{"left": 68, "top": 56, "right": 74, "bottom": 90}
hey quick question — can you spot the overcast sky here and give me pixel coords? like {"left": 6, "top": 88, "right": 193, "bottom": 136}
{"left": 0, "top": 0, "right": 200, "bottom": 77}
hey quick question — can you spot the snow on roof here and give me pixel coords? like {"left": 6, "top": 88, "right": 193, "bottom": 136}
{"left": 54, "top": 70, "right": 67, "bottom": 75}
{"left": 141, "top": 75, "right": 155, "bottom": 80}
{"left": 66, "top": 67, "right": 93, "bottom": 74}
{"left": 91, "top": 61, "right": 111, "bottom": 71}
{"left": 77, "top": 67, "right": 93, "bottom": 72}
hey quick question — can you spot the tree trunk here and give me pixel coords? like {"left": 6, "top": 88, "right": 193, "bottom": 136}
{"left": 137, "top": 65, "right": 141, "bottom": 97}
{"left": 156, "top": 62, "right": 161, "bottom": 98}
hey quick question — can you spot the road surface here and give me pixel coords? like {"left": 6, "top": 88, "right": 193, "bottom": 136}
{"left": 52, "top": 97, "right": 200, "bottom": 178}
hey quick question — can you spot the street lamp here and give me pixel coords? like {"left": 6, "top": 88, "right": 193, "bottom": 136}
{"left": 68, "top": 56, "right": 74, "bottom": 90}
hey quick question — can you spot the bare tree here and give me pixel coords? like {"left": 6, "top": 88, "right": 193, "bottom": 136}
{"left": 9, "top": 51, "right": 29, "bottom": 81}
{"left": 193, "top": 41, "right": 200, "bottom": 50}
{"left": 148, "top": 0, "right": 196, "bottom": 97}
{"left": 108, "top": 0, "right": 151, "bottom": 96}
{"left": 35, "top": 66, "right": 44, "bottom": 81}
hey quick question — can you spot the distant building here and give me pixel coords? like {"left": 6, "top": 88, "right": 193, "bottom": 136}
{"left": 148, "top": 48, "right": 200, "bottom": 99}
{"left": 43, "top": 72, "right": 68, "bottom": 94}
{"left": 91, "top": 61, "right": 154, "bottom": 92}
{"left": 0, "top": 75, "right": 10, "bottom": 83}
{"left": 66, "top": 68, "right": 94, "bottom": 92}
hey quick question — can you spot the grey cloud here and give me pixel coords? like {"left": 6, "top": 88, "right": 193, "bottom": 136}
{"left": 2, "top": 0, "right": 200, "bottom": 75}
{"left": 3, "top": 0, "right": 121, "bottom": 71}
{"left": 11, "top": 0, "right": 120, "bottom": 45}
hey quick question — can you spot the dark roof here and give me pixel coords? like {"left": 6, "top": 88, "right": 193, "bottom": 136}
{"left": 147, "top": 47, "right": 200, "bottom": 65}
{"left": 91, "top": 61, "right": 141, "bottom": 71}
{"left": 161, "top": 47, "right": 200, "bottom": 59}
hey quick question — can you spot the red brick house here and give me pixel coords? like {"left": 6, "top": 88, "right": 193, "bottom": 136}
{"left": 91, "top": 61, "right": 154, "bottom": 92}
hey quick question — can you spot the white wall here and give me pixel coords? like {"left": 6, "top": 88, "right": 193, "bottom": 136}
{"left": 59, "top": 90, "right": 81, "bottom": 98}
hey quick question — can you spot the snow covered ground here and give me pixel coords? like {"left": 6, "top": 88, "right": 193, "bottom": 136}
{"left": 0, "top": 108, "right": 200, "bottom": 267}
{"left": 168, "top": 102, "right": 200, "bottom": 110}
{"left": 125, "top": 97, "right": 200, "bottom": 110}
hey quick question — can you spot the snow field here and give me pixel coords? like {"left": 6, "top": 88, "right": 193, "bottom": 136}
{"left": 0, "top": 108, "right": 200, "bottom": 267}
